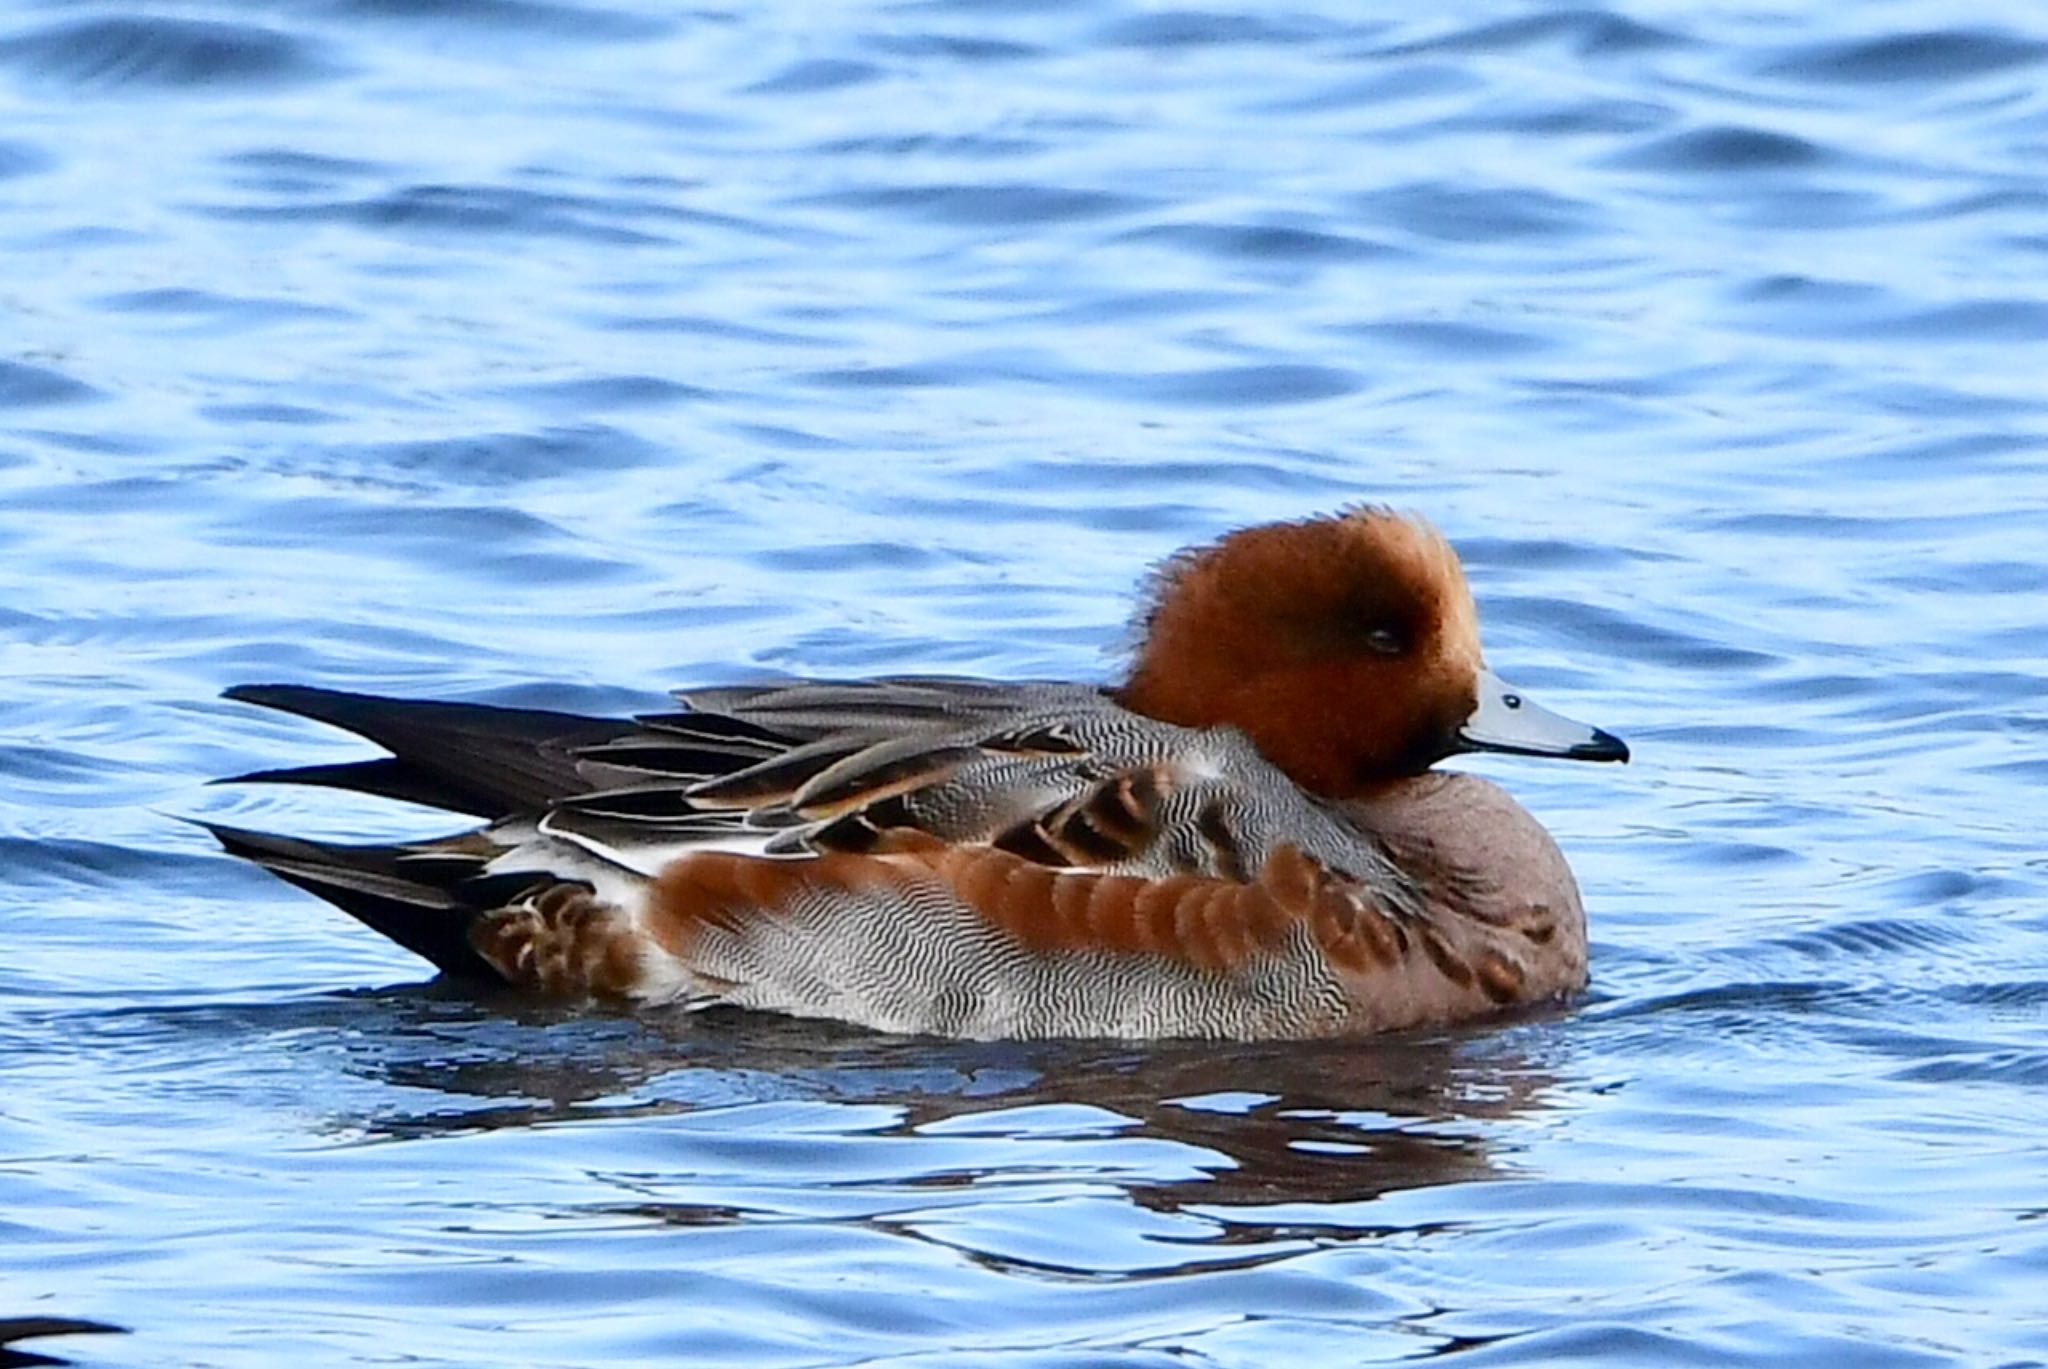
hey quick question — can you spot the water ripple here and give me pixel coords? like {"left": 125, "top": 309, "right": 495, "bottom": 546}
{"left": 1117, "top": 222, "right": 1395, "bottom": 263}
{"left": 0, "top": 361, "right": 97, "bottom": 408}
{"left": 0, "top": 15, "right": 336, "bottom": 90}
{"left": 0, "top": 139, "right": 53, "bottom": 180}
{"left": 746, "top": 58, "right": 887, "bottom": 95}
{"left": 801, "top": 183, "right": 1152, "bottom": 226}
{"left": 324, "top": 0, "right": 674, "bottom": 42}
{"left": 1380, "top": 11, "right": 1684, "bottom": 58}
{"left": 6, "top": 0, "right": 2048, "bottom": 1365}
{"left": 1355, "top": 183, "right": 1597, "bottom": 242}
{"left": 1760, "top": 28, "right": 2048, "bottom": 85}
{"left": 1611, "top": 125, "right": 1835, "bottom": 172}
{"left": 1098, "top": 10, "right": 1344, "bottom": 50}
{"left": 206, "top": 183, "right": 681, "bottom": 245}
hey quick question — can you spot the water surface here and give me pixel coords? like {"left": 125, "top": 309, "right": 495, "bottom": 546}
{"left": 4, "top": 1, "right": 2046, "bottom": 1365}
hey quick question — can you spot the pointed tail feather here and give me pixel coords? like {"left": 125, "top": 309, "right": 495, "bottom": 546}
{"left": 198, "top": 820, "right": 505, "bottom": 979}
{"left": 221, "top": 684, "right": 634, "bottom": 816}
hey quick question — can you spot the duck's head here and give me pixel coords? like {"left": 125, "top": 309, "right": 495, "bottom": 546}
{"left": 1119, "top": 507, "right": 1628, "bottom": 799}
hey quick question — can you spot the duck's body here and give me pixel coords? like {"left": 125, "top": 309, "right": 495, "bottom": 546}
{"left": 209, "top": 508, "right": 1625, "bottom": 1040}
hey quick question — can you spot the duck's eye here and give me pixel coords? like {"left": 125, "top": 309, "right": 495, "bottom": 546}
{"left": 1364, "top": 626, "right": 1405, "bottom": 655}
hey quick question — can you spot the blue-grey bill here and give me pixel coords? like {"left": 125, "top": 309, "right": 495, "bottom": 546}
{"left": 1456, "top": 667, "right": 1629, "bottom": 763}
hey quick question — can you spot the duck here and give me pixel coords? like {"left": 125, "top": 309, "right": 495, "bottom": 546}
{"left": 205, "top": 506, "right": 1627, "bottom": 1040}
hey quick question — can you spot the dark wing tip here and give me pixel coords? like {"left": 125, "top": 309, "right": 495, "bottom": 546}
{"left": 223, "top": 682, "right": 326, "bottom": 709}
{"left": 0, "top": 1317, "right": 125, "bottom": 1369}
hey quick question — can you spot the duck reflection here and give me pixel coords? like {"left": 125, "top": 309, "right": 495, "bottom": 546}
{"left": 327, "top": 984, "right": 1568, "bottom": 1226}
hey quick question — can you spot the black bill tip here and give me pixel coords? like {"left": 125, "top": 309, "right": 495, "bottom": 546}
{"left": 1569, "top": 727, "right": 1630, "bottom": 764}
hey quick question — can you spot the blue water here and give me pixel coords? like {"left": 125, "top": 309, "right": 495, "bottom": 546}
{"left": 4, "top": 1, "right": 2047, "bottom": 1364}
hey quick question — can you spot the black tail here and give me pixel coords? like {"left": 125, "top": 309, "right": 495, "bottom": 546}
{"left": 221, "top": 684, "right": 633, "bottom": 816}
{"left": 198, "top": 819, "right": 519, "bottom": 978}
{"left": 210, "top": 685, "right": 646, "bottom": 980}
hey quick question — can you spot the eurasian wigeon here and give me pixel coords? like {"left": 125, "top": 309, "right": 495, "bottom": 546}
{"left": 208, "top": 507, "right": 1627, "bottom": 1040}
